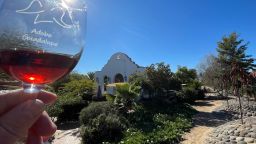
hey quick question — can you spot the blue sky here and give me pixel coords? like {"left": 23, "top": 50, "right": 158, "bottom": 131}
{"left": 1, "top": 0, "right": 255, "bottom": 73}
{"left": 75, "top": 0, "right": 256, "bottom": 74}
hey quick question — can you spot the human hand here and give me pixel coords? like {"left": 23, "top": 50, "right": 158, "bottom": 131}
{"left": 0, "top": 89, "right": 57, "bottom": 144}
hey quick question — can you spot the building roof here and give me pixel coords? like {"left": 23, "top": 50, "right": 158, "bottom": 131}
{"left": 100, "top": 52, "right": 145, "bottom": 71}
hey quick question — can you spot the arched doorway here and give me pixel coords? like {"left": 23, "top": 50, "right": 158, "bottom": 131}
{"left": 115, "top": 73, "right": 124, "bottom": 83}
{"left": 104, "top": 76, "right": 109, "bottom": 91}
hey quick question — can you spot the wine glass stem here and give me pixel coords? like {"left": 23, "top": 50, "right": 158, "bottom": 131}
{"left": 22, "top": 83, "right": 44, "bottom": 94}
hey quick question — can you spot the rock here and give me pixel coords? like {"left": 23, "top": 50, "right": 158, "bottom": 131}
{"left": 237, "top": 141, "right": 247, "bottom": 144}
{"left": 240, "top": 131, "right": 247, "bottom": 137}
{"left": 230, "top": 136, "right": 237, "bottom": 140}
{"left": 244, "top": 137, "right": 254, "bottom": 143}
{"left": 249, "top": 132, "right": 256, "bottom": 138}
{"left": 228, "top": 130, "right": 235, "bottom": 134}
{"left": 236, "top": 137, "right": 245, "bottom": 141}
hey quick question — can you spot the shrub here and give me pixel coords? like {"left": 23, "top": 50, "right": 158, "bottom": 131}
{"left": 80, "top": 102, "right": 117, "bottom": 125}
{"left": 80, "top": 113, "right": 127, "bottom": 144}
{"left": 92, "top": 95, "right": 107, "bottom": 101}
{"left": 177, "top": 87, "right": 205, "bottom": 103}
{"left": 104, "top": 93, "right": 116, "bottom": 103}
{"left": 46, "top": 78, "right": 95, "bottom": 123}
{"left": 80, "top": 102, "right": 128, "bottom": 144}
{"left": 122, "top": 102, "right": 196, "bottom": 144}
{"left": 115, "top": 83, "right": 138, "bottom": 110}
{"left": 46, "top": 94, "right": 88, "bottom": 123}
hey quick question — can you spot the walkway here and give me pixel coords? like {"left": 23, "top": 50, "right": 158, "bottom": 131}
{"left": 181, "top": 96, "right": 229, "bottom": 144}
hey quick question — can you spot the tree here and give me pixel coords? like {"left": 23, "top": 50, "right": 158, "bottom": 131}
{"left": 115, "top": 83, "right": 138, "bottom": 111}
{"left": 197, "top": 55, "right": 225, "bottom": 92}
{"left": 51, "top": 72, "right": 88, "bottom": 92}
{"left": 216, "top": 32, "right": 255, "bottom": 124}
{"left": 176, "top": 66, "right": 197, "bottom": 84}
{"left": 128, "top": 72, "right": 153, "bottom": 96}
{"left": 87, "top": 72, "right": 95, "bottom": 81}
{"left": 146, "top": 62, "right": 181, "bottom": 96}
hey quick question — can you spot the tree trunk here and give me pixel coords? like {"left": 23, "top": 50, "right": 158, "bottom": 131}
{"left": 236, "top": 88, "right": 244, "bottom": 124}
{"left": 225, "top": 90, "right": 229, "bottom": 108}
{"left": 247, "top": 95, "right": 250, "bottom": 106}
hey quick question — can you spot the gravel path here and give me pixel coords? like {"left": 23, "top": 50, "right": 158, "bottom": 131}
{"left": 206, "top": 98, "right": 256, "bottom": 144}
{"left": 207, "top": 117, "right": 256, "bottom": 144}
{"left": 181, "top": 99, "right": 228, "bottom": 144}
{"left": 51, "top": 128, "right": 81, "bottom": 144}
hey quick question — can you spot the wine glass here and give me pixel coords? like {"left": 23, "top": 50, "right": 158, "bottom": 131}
{"left": 0, "top": 0, "right": 86, "bottom": 93}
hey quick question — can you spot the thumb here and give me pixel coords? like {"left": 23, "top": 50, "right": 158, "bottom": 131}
{"left": 0, "top": 99, "right": 44, "bottom": 144}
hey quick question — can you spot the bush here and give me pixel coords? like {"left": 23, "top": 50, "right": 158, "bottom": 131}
{"left": 46, "top": 94, "right": 88, "bottom": 123}
{"left": 122, "top": 101, "right": 196, "bottom": 144}
{"left": 80, "top": 113, "right": 127, "bottom": 144}
{"left": 80, "top": 102, "right": 117, "bottom": 125}
{"left": 46, "top": 77, "right": 95, "bottom": 123}
{"left": 104, "top": 93, "right": 116, "bottom": 103}
{"left": 92, "top": 95, "right": 107, "bottom": 101}
{"left": 177, "top": 86, "right": 205, "bottom": 104}
{"left": 80, "top": 102, "right": 128, "bottom": 144}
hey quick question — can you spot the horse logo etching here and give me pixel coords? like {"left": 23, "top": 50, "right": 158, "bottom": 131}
{"left": 16, "top": 0, "right": 85, "bottom": 29}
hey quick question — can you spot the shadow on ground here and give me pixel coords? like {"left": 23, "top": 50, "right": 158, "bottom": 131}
{"left": 57, "top": 121, "right": 80, "bottom": 130}
{"left": 193, "top": 110, "right": 233, "bottom": 127}
{"left": 193, "top": 101, "right": 215, "bottom": 107}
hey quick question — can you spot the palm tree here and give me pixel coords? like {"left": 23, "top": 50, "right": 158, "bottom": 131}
{"left": 87, "top": 72, "right": 95, "bottom": 81}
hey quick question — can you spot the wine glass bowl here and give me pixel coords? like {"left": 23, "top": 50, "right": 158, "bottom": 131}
{"left": 0, "top": 0, "right": 86, "bottom": 93}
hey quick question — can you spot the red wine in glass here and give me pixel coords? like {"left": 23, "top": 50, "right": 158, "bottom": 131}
{"left": 0, "top": 0, "right": 86, "bottom": 93}
{"left": 0, "top": 49, "right": 79, "bottom": 85}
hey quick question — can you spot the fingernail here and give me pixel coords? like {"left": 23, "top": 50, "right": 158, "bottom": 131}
{"left": 29, "top": 99, "right": 45, "bottom": 115}
{"left": 34, "top": 99, "right": 45, "bottom": 108}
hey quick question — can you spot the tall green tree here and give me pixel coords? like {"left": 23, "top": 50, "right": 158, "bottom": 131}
{"left": 217, "top": 32, "right": 255, "bottom": 124}
{"left": 87, "top": 72, "right": 95, "bottom": 81}
{"left": 176, "top": 66, "right": 197, "bottom": 84}
{"left": 146, "top": 62, "right": 181, "bottom": 96}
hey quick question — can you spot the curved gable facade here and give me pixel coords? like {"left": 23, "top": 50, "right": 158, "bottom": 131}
{"left": 95, "top": 52, "right": 145, "bottom": 93}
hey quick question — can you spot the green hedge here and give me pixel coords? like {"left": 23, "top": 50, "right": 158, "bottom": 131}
{"left": 80, "top": 102, "right": 128, "bottom": 144}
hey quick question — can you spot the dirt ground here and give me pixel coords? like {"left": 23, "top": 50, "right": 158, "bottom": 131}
{"left": 181, "top": 99, "right": 224, "bottom": 144}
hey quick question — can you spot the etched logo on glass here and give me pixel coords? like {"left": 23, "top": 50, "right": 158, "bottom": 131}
{"left": 16, "top": 0, "right": 86, "bottom": 29}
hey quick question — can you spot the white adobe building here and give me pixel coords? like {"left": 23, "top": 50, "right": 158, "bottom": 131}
{"left": 95, "top": 52, "right": 146, "bottom": 93}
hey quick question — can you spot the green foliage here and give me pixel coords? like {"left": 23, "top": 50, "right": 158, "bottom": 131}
{"left": 46, "top": 94, "right": 88, "bottom": 123}
{"left": 146, "top": 62, "right": 180, "bottom": 91}
{"left": 58, "top": 79, "right": 95, "bottom": 96}
{"left": 178, "top": 86, "right": 205, "bottom": 103}
{"left": 129, "top": 72, "right": 154, "bottom": 96}
{"left": 217, "top": 33, "right": 255, "bottom": 88}
{"left": 46, "top": 73, "right": 95, "bottom": 123}
{"left": 176, "top": 66, "right": 197, "bottom": 84}
{"left": 80, "top": 102, "right": 117, "bottom": 125}
{"left": 121, "top": 129, "right": 147, "bottom": 144}
{"left": 104, "top": 93, "right": 116, "bottom": 103}
{"left": 86, "top": 72, "right": 95, "bottom": 81}
{"left": 115, "top": 83, "right": 139, "bottom": 109}
{"left": 80, "top": 102, "right": 128, "bottom": 144}
{"left": 187, "top": 80, "right": 202, "bottom": 90}
{"left": 50, "top": 72, "right": 89, "bottom": 92}
{"left": 80, "top": 113, "right": 127, "bottom": 144}
{"left": 122, "top": 99, "right": 196, "bottom": 144}
{"left": 216, "top": 32, "right": 256, "bottom": 123}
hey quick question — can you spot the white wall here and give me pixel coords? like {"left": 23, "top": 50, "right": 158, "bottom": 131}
{"left": 95, "top": 52, "right": 146, "bottom": 93}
